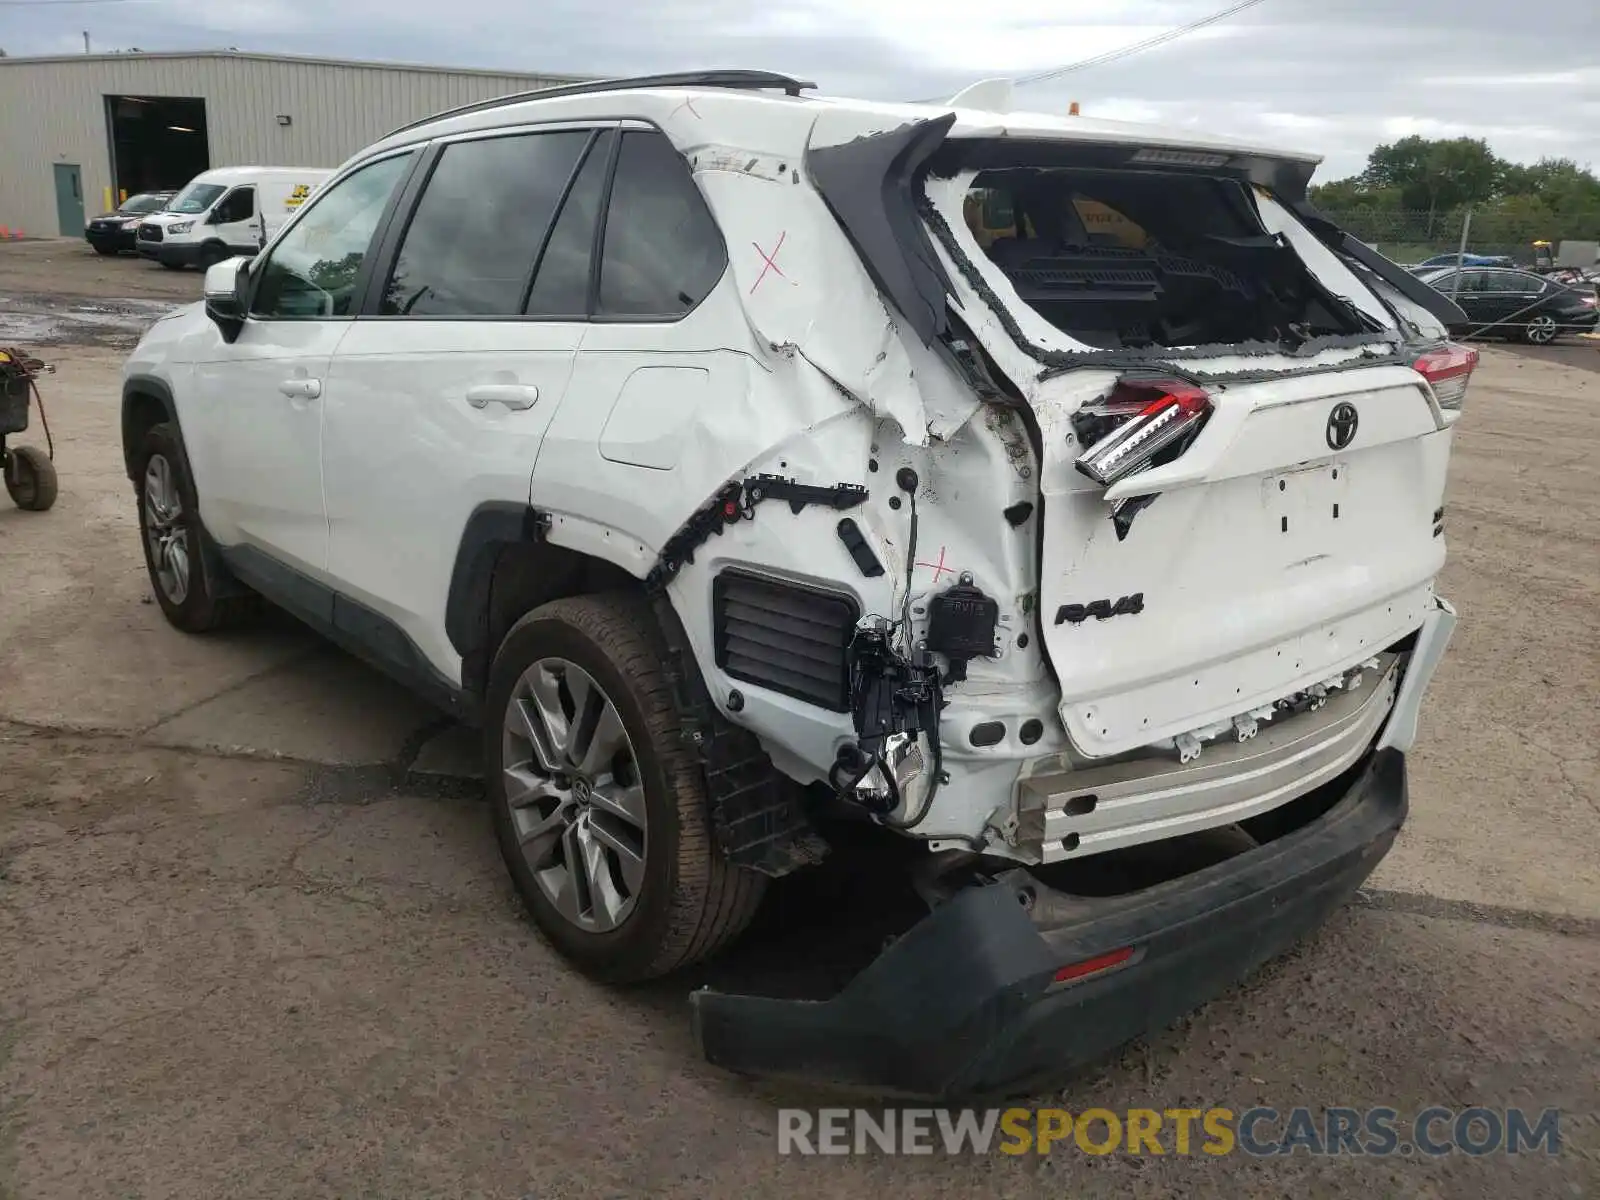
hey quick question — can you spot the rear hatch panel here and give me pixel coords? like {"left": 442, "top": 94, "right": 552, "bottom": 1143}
{"left": 805, "top": 114, "right": 1457, "bottom": 764}
{"left": 1037, "top": 366, "right": 1449, "bottom": 758}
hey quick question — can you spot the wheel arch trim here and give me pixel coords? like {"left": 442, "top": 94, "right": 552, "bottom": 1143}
{"left": 445, "top": 501, "right": 554, "bottom": 659}
{"left": 121, "top": 374, "right": 179, "bottom": 479}
{"left": 448, "top": 503, "right": 657, "bottom": 700}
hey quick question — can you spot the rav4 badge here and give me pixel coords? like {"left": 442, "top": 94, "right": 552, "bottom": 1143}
{"left": 1054, "top": 594, "right": 1145, "bottom": 625}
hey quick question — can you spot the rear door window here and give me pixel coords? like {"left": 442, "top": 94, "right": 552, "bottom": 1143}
{"left": 594, "top": 130, "right": 726, "bottom": 318}
{"left": 382, "top": 131, "right": 591, "bottom": 317}
{"left": 521, "top": 130, "right": 613, "bottom": 318}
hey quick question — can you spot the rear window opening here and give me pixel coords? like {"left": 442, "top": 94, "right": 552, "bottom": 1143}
{"left": 961, "top": 168, "right": 1375, "bottom": 351}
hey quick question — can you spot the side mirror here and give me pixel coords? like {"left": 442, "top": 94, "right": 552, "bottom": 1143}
{"left": 203, "top": 256, "right": 252, "bottom": 342}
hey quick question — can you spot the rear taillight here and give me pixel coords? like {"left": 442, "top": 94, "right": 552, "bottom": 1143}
{"left": 1073, "top": 380, "right": 1212, "bottom": 486}
{"left": 1413, "top": 342, "right": 1478, "bottom": 412}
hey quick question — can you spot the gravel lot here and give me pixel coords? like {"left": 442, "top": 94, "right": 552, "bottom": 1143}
{"left": 1, "top": 239, "right": 1597, "bottom": 1199}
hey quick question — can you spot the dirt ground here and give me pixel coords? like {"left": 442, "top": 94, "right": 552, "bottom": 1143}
{"left": 1, "top": 239, "right": 1597, "bottom": 1198}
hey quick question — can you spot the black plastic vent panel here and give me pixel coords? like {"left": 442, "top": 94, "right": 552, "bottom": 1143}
{"left": 713, "top": 570, "right": 858, "bottom": 712}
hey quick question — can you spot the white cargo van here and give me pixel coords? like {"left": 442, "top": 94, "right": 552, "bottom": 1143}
{"left": 136, "top": 166, "right": 332, "bottom": 270}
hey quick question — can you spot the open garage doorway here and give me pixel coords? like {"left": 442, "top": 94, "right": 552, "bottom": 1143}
{"left": 105, "top": 95, "right": 209, "bottom": 206}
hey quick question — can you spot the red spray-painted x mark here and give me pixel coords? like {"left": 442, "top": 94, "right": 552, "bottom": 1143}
{"left": 915, "top": 546, "right": 956, "bottom": 583}
{"left": 749, "top": 231, "right": 793, "bottom": 294}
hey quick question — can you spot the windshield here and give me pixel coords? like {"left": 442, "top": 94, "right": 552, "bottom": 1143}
{"left": 117, "top": 193, "right": 169, "bottom": 215}
{"left": 168, "top": 182, "right": 226, "bottom": 214}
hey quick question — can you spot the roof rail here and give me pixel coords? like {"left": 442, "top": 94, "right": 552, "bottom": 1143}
{"left": 385, "top": 69, "right": 817, "bottom": 138}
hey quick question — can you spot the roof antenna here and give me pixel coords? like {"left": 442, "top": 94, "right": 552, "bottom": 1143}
{"left": 945, "top": 78, "right": 1013, "bottom": 112}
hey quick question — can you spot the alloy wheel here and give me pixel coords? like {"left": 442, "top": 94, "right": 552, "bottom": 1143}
{"left": 143, "top": 454, "right": 190, "bottom": 604}
{"left": 1526, "top": 315, "right": 1558, "bottom": 345}
{"left": 501, "top": 658, "right": 648, "bottom": 932}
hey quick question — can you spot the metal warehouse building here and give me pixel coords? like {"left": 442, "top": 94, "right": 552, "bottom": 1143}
{"left": 0, "top": 50, "right": 583, "bottom": 238}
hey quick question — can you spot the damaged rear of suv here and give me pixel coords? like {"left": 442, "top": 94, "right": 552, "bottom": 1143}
{"left": 122, "top": 72, "right": 1468, "bottom": 1101}
{"left": 678, "top": 86, "right": 1467, "bottom": 1097}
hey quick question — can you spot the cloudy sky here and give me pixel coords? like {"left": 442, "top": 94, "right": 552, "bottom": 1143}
{"left": 5, "top": 0, "right": 1597, "bottom": 179}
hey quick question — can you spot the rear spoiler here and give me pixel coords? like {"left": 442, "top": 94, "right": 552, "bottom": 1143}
{"left": 1288, "top": 200, "right": 1468, "bottom": 331}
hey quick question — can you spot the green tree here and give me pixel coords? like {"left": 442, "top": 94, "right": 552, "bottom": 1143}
{"left": 1308, "top": 179, "right": 1404, "bottom": 210}
{"left": 1360, "top": 135, "right": 1503, "bottom": 233}
{"left": 1502, "top": 158, "right": 1600, "bottom": 215}
{"left": 1313, "top": 139, "right": 1600, "bottom": 258}
{"left": 1470, "top": 191, "right": 1559, "bottom": 245}
{"left": 1359, "top": 135, "right": 1433, "bottom": 194}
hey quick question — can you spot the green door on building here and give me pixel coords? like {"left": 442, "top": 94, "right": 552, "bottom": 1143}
{"left": 53, "top": 163, "right": 85, "bottom": 236}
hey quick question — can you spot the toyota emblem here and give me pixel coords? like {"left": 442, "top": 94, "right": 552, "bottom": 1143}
{"left": 1326, "top": 402, "right": 1359, "bottom": 451}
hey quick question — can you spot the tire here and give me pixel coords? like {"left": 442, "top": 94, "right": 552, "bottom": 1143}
{"left": 4, "top": 445, "right": 57, "bottom": 511}
{"left": 1523, "top": 314, "right": 1559, "bottom": 345}
{"left": 197, "top": 242, "right": 227, "bottom": 270}
{"left": 486, "top": 592, "right": 766, "bottom": 982}
{"left": 134, "top": 422, "right": 256, "bottom": 632}
{"left": 92, "top": 244, "right": 117, "bottom": 257}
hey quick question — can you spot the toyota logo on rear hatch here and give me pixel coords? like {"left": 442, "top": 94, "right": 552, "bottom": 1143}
{"left": 1326, "top": 402, "right": 1359, "bottom": 451}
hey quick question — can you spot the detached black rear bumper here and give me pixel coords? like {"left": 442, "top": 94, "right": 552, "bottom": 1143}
{"left": 692, "top": 748, "right": 1407, "bottom": 1100}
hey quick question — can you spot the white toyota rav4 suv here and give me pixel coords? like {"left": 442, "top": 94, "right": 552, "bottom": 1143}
{"left": 122, "top": 70, "right": 1468, "bottom": 1098}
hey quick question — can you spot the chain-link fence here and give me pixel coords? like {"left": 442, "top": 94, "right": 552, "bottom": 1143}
{"left": 1318, "top": 209, "right": 1600, "bottom": 268}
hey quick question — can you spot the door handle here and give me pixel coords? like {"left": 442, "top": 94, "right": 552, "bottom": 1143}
{"left": 465, "top": 383, "right": 539, "bottom": 411}
{"left": 278, "top": 378, "right": 322, "bottom": 400}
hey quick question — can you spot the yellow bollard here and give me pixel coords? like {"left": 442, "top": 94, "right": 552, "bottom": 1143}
{"left": 104, "top": 186, "right": 113, "bottom": 211}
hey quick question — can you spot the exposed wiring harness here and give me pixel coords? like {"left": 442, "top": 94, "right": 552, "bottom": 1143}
{"left": 833, "top": 468, "right": 945, "bottom": 832}
{"left": 881, "top": 480, "right": 943, "bottom": 831}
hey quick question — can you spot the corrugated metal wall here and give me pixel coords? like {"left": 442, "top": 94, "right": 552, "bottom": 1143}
{"left": 0, "top": 53, "right": 581, "bottom": 235}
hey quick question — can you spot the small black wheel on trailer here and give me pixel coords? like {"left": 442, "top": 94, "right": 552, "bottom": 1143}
{"left": 3, "top": 444, "right": 57, "bottom": 511}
